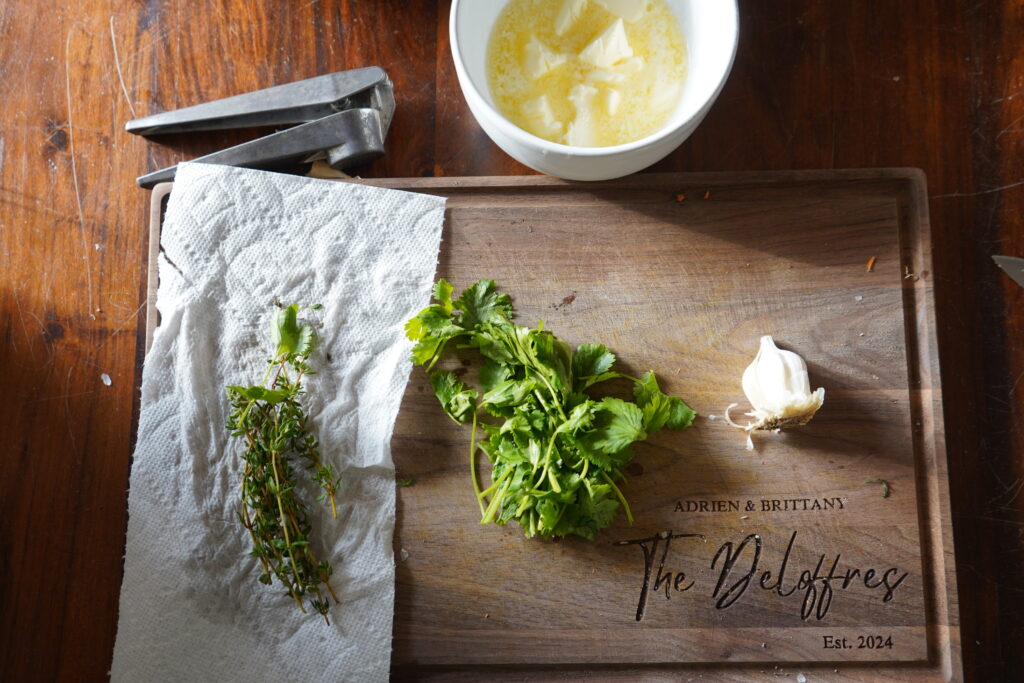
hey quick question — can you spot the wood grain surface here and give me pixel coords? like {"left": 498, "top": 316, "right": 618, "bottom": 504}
{"left": 375, "top": 172, "right": 955, "bottom": 677}
{"left": 1, "top": 1, "right": 1021, "bottom": 682}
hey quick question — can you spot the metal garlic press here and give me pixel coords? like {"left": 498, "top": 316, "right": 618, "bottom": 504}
{"left": 126, "top": 67, "right": 395, "bottom": 189}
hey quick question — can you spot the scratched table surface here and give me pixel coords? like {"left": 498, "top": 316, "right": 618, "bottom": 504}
{"left": 0, "top": 1, "right": 1021, "bottom": 681}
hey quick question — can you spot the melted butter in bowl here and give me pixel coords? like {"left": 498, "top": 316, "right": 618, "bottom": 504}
{"left": 486, "top": 0, "right": 687, "bottom": 147}
{"left": 450, "top": 0, "right": 738, "bottom": 179}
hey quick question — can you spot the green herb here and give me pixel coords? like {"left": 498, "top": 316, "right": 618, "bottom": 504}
{"left": 866, "top": 477, "right": 892, "bottom": 498}
{"left": 406, "top": 279, "right": 695, "bottom": 540}
{"left": 226, "top": 304, "right": 340, "bottom": 623}
{"left": 396, "top": 477, "right": 416, "bottom": 487}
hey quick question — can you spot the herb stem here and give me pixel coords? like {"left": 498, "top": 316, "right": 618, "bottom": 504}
{"left": 241, "top": 494, "right": 272, "bottom": 578}
{"left": 270, "top": 448, "right": 305, "bottom": 600}
{"left": 481, "top": 477, "right": 512, "bottom": 525}
{"left": 426, "top": 339, "right": 453, "bottom": 372}
{"left": 469, "top": 411, "right": 485, "bottom": 515}
{"left": 551, "top": 502, "right": 567, "bottom": 529}
{"left": 532, "top": 371, "right": 567, "bottom": 420}
{"left": 534, "top": 432, "right": 561, "bottom": 492}
{"left": 515, "top": 495, "right": 531, "bottom": 517}
{"left": 260, "top": 354, "right": 280, "bottom": 385}
{"left": 478, "top": 466, "right": 513, "bottom": 499}
{"left": 601, "top": 471, "right": 634, "bottom": 524}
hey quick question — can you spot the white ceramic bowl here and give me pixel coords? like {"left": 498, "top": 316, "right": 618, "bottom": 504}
{"left": 449, "top": 0, "right": 739, "bottom": 180}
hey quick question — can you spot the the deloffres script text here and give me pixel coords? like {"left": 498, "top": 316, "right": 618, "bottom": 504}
{"left": 615, "top": 530, "right": 909, "bottom": 622}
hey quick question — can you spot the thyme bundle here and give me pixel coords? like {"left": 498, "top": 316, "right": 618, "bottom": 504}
{"left": 226, "top": 304, "right": 340, "bottom": 622}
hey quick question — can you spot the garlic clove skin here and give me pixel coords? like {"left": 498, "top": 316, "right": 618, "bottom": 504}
{"left": 739, "top": 336, "right": 824, "bottom": 430}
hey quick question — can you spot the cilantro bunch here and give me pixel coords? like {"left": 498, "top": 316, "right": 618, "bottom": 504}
{"left": 406, "top": 280, "right": 695, "bottom": 540}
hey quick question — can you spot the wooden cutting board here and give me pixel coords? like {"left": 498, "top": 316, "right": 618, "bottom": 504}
{"left": 146, "top": 170, "right": 960, "bottom": 681}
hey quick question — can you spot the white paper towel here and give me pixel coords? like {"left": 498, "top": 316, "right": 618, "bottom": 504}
{"left": 111, "top": 163, "right": 445, "bottom": 682}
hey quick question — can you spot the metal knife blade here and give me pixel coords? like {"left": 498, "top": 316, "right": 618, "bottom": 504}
{"left": 994, "top": 255, "right": 1024, "bottom": 290}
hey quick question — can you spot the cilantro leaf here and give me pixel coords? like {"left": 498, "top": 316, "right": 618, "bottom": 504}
{"left": 433, "top": 279, "right": 454, "bottom": 314}
{"left": 633, "top": 371, "right": 696, "bottom": 431}
{"left": 481, "top": 378, "right": 538, "bottom": 411}
{"left": 572, "top": 343, "right": 616, "bottom": 388}
{"left": 533, "top": 331, "right": 573, "bottom": 396}
{"left": 633, "top": 370, "right": 661, "bottom": 407}
{"left": 634, "top": 371, "right": 671, "bottom": 432}
{"left": 455, "top": 279, "right": 513, "bottom": 328}
{"left": 666, "top": 396, "right": 696, "bottom": 430}
{"left": 429, "top": 371, "right": 478, "bottom": 423}
{"left": 406, "top": 302, "right": 465, "bottom": 368}
{"left": 536, "top": 498, "right": 561, "bottom": 531}
{"left": 407, "top": 335, "right": 443, "bottom": 367}
{"left": 468, "top": 322, "right": 517, "bottom": 365}
{"left": 489, "top": 438, "right": 534, "bottom": 466}
{"left": 416, "top": 306, "right": 463, "bottom": 338}
{"left": 524, "top": 440, "right": 542, "bottom": 467}
{"left": 556, "top": 402, "right": 595, "bottom": 434}
{"left": 587, "top": 397, "right": 646, "bottom": 454}
{"left": 478, "top": 358, "right": 511, "bottom": 392}
{"left": 580, "top": 483, "right": 619, "bottom": 532}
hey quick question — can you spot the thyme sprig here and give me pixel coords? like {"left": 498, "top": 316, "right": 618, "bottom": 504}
{"left": 226, "top": 304, "right": 340, "bottom": 623}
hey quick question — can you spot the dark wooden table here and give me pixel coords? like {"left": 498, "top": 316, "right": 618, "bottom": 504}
{"left": 1, "top": 1, "right": 1020, "bottom": 680}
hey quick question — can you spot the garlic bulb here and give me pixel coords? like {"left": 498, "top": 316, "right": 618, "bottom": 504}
{"left": 726, "top": 336, "right": 824, "bottom": 432}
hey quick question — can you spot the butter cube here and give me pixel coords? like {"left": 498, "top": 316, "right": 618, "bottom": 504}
{"left": 602, "top": 87, "right": 623, "bottom": 116}
{"left": 524, "top": 38, "right": 568, "bottom": 79}
{"left": 555, "top": 0, "right": 589, "bottom": 36}
{"left": 569, "top": 83, "right": 600, "bottom": 108}
{"left": 579, "top": 18, "right": 633, "bottom": 69}
{"left": 522, "top": 95, "right": 564, "bottom": 138}
{"left": 567, "top": 84, "right": 600, "bottom": 146}
{"left": 595, "top": 0, "right": 650, "bottom": 23}
{"left": 585, "top": 55, "right": 645, "bottom": 85}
